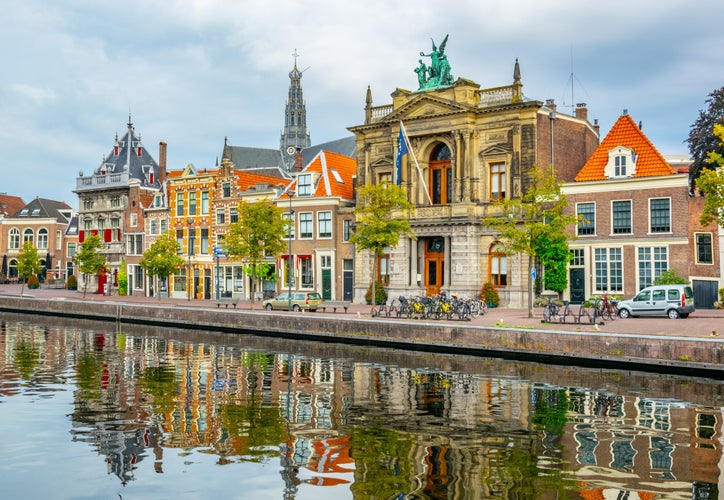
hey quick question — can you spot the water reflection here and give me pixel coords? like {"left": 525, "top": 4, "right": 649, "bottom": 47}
{"left": 0, "top": 314, "right": 721, "bottom": 499}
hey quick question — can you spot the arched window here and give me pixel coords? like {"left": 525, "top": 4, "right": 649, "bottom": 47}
{"left": 489, "top": 243, "right": 507, "bottom": 287}
{"left": 429, "top": 144, "right": 452, "bottom": 205}
{"left": 9, "top": 228, "right": 20, "bottom": 250}
{"left": 37, "top": 228, "right": 48, "bottom": 249}
{"left": 8, "top": 259, "right": 18, "bottom": 278}
{"left": 23, "top": 228, "right": 34, "bottom": 245}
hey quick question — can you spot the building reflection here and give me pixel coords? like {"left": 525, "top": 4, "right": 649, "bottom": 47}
{"left": 0, "top": 319, "right": 721, "bottom": 497}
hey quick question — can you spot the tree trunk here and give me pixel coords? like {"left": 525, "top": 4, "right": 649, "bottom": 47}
{"left": 527, "top": 254, "right": 534, "bottom": 318}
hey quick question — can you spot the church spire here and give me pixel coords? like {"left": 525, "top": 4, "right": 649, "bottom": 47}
{"left": 280, "top": 49, "right": 311, "bottom": 170}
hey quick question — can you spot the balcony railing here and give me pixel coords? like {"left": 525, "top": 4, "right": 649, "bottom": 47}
{"left": 76, "top": 172, "right": 130, "bottom": 191}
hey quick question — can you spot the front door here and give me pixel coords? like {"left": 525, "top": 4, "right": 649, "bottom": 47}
{"left": 569, "top": 268, "right": 585, "bottom": 304}
{"left": 343, "top": 259, "right": 353, "bottom": 301}
{"left": 322, "top": 269, "right": 332, "bottom": 300}
{"left": 425, "top": 238, "right": 445, "bottom": 296}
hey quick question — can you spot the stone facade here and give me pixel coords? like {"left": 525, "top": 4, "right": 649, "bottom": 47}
{"left": 348, "top": 61, "right": 599, "bottom": 306}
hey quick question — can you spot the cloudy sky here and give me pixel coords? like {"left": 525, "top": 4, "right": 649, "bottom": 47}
{"left": 3, "top": 0, "right": 724, "bottom": 206}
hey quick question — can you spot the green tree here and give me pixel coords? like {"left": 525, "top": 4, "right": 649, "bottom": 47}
{"left": 696, "top": 123, "right": 724, "bottom": 226}
{"left": 349, "top": 183, "right": 415, "bottom": 301}
{"left": 75, "top": 233, "right": 106, "bottom": 298}
{"left": 17, "top": 240, "right": 42, "bottom": 296}
{"left": 688, "top": 87, "right": 724, "bottom": 189}
{"left": 483, "top": 166, "right": 577, "bottom": 318}
{"left": 139, "top": 230, "right": 185, "bottom": 302}
{"left": 535, "top": 232, "right": 571, "bottom": 293}
{"left": 224, "top": 200, "right": 287, "bottom": 309}
{"left": 117, "top": 259, "right": 128, "bottom": 296}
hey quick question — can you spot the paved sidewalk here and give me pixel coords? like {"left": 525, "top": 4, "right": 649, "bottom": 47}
{"left": 1, "top": 284, "right": 723, "bottom": 339}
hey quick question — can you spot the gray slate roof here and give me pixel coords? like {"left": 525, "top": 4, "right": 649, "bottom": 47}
{"left": 95, "top": 122, "right": 161, "bottom": 189}
{"left": 12, "top": 197, "right": 72, "bottom": 223}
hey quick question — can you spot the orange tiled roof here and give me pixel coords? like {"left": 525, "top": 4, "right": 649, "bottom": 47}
{"left": 290, "top": 150, "right": 355, "bottom": 199}
{"left": 574, "top": 114, "right": 675, "bottom": 181}
{"left": 0, "top": 194, "right": 26, "bottom": 216}
{"left": 236, "top": 171, "right": 289, "bottom": 192}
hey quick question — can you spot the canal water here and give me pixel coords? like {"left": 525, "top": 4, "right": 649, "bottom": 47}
{"left": 0, "top": 313, "right": 722, "bottom": 499}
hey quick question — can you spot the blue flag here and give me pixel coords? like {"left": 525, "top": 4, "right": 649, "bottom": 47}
{"left": 395, "top": 126, "right": 408, "bottom": 185}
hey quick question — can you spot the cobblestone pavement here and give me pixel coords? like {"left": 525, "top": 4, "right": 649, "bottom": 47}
{"left": 2, "top": 284, "right": 723, "bottom": 339}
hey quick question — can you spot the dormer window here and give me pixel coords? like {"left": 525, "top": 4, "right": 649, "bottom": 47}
{"left": 604, "top": 146, "right": 636, "bottom": 179}
{"left": 298, "top": 174, "right": 312, "bottom": 196}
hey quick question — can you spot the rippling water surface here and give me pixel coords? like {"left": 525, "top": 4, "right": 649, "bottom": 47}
{"left": 0, "top": 313, "right": 722, "bottom": 499}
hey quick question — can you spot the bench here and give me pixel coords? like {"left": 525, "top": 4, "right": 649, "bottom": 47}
{"left": 320, "top": 301, "right": 351, "bottom": 313}
{"left": 216, "top": 297, "right": 240, "bottom": 309}
{"left": 44, "top": 280, "right": 66, "bottom": 289}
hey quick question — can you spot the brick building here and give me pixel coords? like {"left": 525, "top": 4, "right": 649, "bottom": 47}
{"left": 561, "top": 111, "right": 721, "bottom": 306}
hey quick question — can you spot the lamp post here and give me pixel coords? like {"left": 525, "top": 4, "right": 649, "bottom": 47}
{"left": 187, "top": 217, "right": 194, "bottom": 301}
{"left": 286, "top": 189, "right": 295, "bottom": 311}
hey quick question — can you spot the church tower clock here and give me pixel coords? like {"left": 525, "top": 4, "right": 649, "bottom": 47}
{"left": 280, "top": 49, "right": 311, "bottom": 170}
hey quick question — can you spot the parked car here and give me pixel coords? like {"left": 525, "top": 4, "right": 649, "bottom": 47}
{"left": 262, "top": 291, "right": 322, "bottom": 312}
{"left": 617, "top": 284, "right": 695, "bottom": 319}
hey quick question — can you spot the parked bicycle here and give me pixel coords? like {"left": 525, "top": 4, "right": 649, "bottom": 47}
{"left": 594, "top": 294, "right": 619, "bottom": 321}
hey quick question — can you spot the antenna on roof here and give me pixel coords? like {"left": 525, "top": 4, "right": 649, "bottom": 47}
{"left": 561, "top": 45, "right": 590, "bottom": 116}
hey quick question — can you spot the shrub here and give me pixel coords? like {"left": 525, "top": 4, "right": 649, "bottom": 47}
{"left": 653, "top": 269, "right": 687, "bottom": 285}
{"left": 365, "top": 282, "right": 388, "bottom": 305}
{"left": 27, "top": 275, "right": 40, "bottom": 289}
{"left": 66, "top": 274, "right": 78, "bottom": 290}
{"left": 480, "top": 282, "right": 500, "bottom": 307}
{"left": 117, "top": 264, "right": 128, "bottom": 296}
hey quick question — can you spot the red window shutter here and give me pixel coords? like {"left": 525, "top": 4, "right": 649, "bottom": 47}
{"left": 104, "top": 229, "right": 111, "bottom": 242}
{"left": 114, "top": 146, "right": 119, "bottom": 156}
{"left": 149, "top": 172, "right": 154, "bottom": 184}
{"left": 91, "top": 229, "right": 98, "bottom": 236}
{"left": 117, "top": 229, "right": 121, "bottom": 241}
{"left": 137, "top": 147, "right": 142, "bottom": 156}
{"left": 79, "top": 230, "right": 85, "bottom": 243}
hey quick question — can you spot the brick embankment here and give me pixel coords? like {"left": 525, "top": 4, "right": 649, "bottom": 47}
{"left": 1, "top": 284, "right": 723, "bottom": 378}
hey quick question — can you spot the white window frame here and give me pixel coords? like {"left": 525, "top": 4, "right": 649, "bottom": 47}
{"left": 299, "top": 212, "right": 313, "bottom": 239}
{"left": 298, "top": 174, "right": 312, "bottom": 196}
{"left": 317, "top": 211, "right": 332, "bottom": 239}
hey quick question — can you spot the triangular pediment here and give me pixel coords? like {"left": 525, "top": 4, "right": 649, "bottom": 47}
{"left": 480, "top": 144, "right": 512, "bottom": 157}
{"left": 182, "top": 164, "right": 198, "bottom": 176}
{"left": 387, "top": 94, "right": 471, "bottom": 122}
{"left": 371, "top": 155, "right": 394, "bottom": 168}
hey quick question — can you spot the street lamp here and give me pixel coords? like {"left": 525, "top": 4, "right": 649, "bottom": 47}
{"left": 187, "top": 217, "right": 194, "bottom": 301}
{"left": 286, "top": 189, "right": 295, "bottom": 311}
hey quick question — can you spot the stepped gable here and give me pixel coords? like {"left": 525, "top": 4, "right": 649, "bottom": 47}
{"left": 575, "top": 113, "right": 674, "bottom": 181}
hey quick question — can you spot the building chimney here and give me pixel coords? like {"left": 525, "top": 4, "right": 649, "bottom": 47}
{"left": 545, "top": 99, "right": 557, "bottom": 111}
{"left": 575, "top": 103, "right": 588, "bottom": 121}
{"left": 158, "top": 141, "right": 167, "bottom": 184}
{"left": 294, "top": 148, "right": 304, "bottom": 172}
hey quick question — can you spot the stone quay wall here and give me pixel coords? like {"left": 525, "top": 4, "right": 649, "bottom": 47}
{"left": 1, "top": 295, "right": 722, "bottom": 379}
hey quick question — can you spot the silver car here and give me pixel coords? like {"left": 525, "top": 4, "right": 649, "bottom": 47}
{"left": 617, "top": 284, "right": 695, "bottom": 319}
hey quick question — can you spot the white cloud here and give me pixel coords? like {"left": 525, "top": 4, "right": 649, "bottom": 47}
{"left": 2, "top": 0, "right": 724, "bottom": 202}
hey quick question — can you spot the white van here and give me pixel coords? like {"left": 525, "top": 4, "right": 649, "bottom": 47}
{"left": 617, "top": 284, "right": 695, "bottom": 319}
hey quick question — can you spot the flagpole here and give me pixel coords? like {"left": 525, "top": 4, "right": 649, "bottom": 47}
{"left": 400, "top": 121, "right": 432, "bottom": 205}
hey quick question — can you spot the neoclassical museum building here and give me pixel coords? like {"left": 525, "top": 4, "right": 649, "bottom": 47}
{"left": 349, "top": 38, "right": 599, "bottom": 306}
